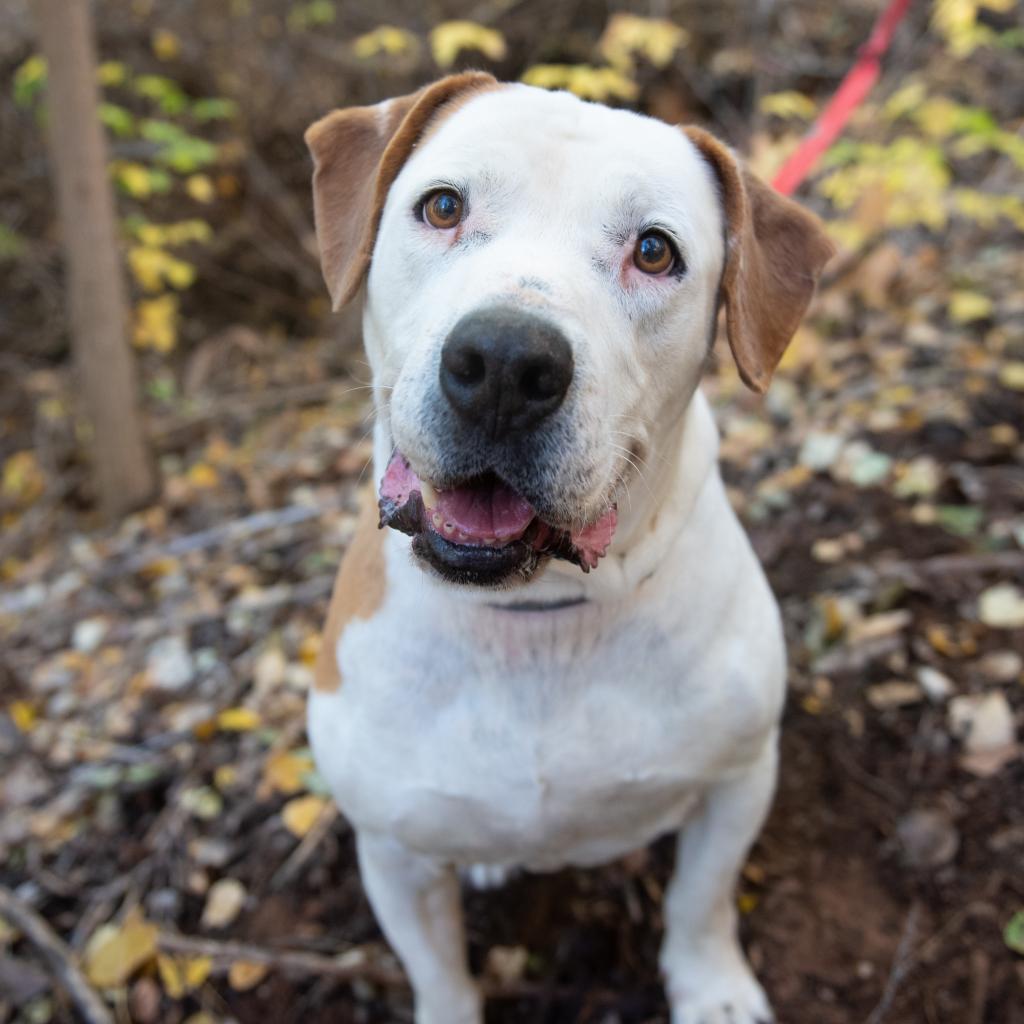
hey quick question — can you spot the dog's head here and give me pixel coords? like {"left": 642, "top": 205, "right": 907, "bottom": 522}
{"left": 307, "top": 74, "right": 833, "bottom": 588}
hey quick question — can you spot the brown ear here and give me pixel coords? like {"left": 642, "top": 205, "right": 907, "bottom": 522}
{"left": 305, "top": 72, "right": 498, "bottom": 310}
{"left": 684, "top": 126, "right": 835, "bottom": 393}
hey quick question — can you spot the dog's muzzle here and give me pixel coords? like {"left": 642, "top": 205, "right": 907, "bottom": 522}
{"left": 378, "top": 308, "right": 616, "bottom": 587}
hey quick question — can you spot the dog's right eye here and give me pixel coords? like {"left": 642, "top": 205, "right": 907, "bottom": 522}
{"left": 423, "top": 190, "right": 464, "bottom": 230}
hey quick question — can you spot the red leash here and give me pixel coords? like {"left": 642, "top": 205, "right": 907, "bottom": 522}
{"left": 772, "top": 0, "right": 914, "bottom": 196}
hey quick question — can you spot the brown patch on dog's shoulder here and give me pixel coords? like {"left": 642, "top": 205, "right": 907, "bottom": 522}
{"left": 314, "top": 490, "right": 386, "bottom": 693}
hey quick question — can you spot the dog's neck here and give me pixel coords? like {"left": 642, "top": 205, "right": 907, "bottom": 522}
{"left": 373, "top": 389, "right": 721, "bottom": 615}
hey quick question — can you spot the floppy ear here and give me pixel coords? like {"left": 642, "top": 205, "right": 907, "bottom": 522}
{"left": 305, "top": 72, "right": 498, "bottom": 310}
{"left": 683, "top": 126, "right": 835, "bottom": 394}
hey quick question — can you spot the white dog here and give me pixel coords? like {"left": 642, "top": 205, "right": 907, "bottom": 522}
{"left": 305, "top": 72, "right": 833, "bottom": 1024}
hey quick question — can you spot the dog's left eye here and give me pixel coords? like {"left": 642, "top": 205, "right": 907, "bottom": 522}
{"left": 633, "top": 231, "right": 676, "bottom": 275}
{"left": 423, "top": 190, "right": 464, "bottom": 230}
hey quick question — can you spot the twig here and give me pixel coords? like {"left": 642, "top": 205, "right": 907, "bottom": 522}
{"left": 864, "top": 902, "right": 922, "bottom": 1024}
{"left": 156, "top": 932, "right": 407, "bottom": 988}
{"left": 270, "top": 802, "right": 340, "bottom": 890}
{"left": 0, "top": 886, "right": 115, "bottom": 1024}
{"left": 868, "top": 550, "right": 1024, "bottom": 586}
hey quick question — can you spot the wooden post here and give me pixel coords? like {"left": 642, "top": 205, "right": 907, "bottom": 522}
{"left": 35, "top": 0, "right": 156, "bottom": 518}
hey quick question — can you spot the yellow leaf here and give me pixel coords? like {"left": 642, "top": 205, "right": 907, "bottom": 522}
{"left": 114, "top": 162, "right": 155, "bottom": 199}
{"left": 187, "top": 462, "right": 219, "bottom": 489}
{"left": 282, "top": 795, "right": 328, "bottom": 838}
{"left": 2, "top": 451, "right": 46, "bottom": 506}
{"left": 157, "top": 954, "right": 212, "bottom": 999}
{"left": 133, "top": 295, "right": 179, "bottom": 354}
{"left": 128, "top": 246, "right": 196, "bottom": 292}
{"left": 998, "top": 362, "right": 1024, "bottom": 391}
{"left": 8, "top": 700, "right": 38, "bottom": 733}
{"left": 352, "top": 25, "right": 419, "bottom": 59}
{"left": 521, "top": 64, "right": 639, "bottom": 103}
{"left": 228, "top": 960, "right": 269, "bottom": 991}
{"left": 430, "top": 21, "right": 507, "bottom": 68}
{"left": 598, "top": 14, "right": 688, "bottom": 71}
{"left": 214, "top": 765, "right": 238, "bottom": 790}
{"left": 152, "top": 28, "right": 182, "bottom": 61}
{"left": 216, "top": 706, "right": 261, "bottom": 731}
{"left": 263, "top": 750, "right": 315, "bottom": 796}
{"left": 298, "top": 633, "right": 321, "bottom": 666}
{"left": 948, "top": 290, "right": 993, "bottom": 324}
{"left": 760, "top": 90, "right": 817, "bottom": 121}
{"left": 84, "top": 910, "right": 158, "bottom": 988}
{"left": 97, "top": 61, "right": 128, "bottom": 87}
{"left": 185, "top": 174, "right": 215, "bottom": 203}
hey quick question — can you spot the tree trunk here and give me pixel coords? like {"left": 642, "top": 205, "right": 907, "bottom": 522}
{"left": 35, "top": 0, "right": 156, "bottom": 519}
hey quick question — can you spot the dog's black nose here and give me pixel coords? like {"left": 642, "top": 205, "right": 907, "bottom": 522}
{"left": 440, "top": 308, "right": 574, "bottom": 437}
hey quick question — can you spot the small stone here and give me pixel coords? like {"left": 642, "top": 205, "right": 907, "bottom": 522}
{"left": 978, "top": 584, "right": 1024, "bottom": 629}
{"left": 146, "top": 635, "right": 195, "bottom": 691}
{"left": 72, "top": 616, "right": 109, "bottom": 653}
{"left": 976, "top": 650, "right": 1022, "bottom": 684}
{"left": 915, "top": 665, "right": 954, "bottom": 702}
{"left": 949, "top": 692, "right": 1016, "bottom": 753}
{"left": 896, "top": 808, "right": 959, "bottom": 869}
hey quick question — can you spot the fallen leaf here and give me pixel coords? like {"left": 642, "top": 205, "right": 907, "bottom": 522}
{"left": 216, "top": 707, "right": 261, "bottom": 732}
{"left": 84, "top": 910, "right": 158, "bottom": 988}
{"left": 948, "top": 290, "right": 993, "bottom": 324}
{"left": 228, "top": 960, "right": 269, "bottom": 991}
{"left": 201, "top": 878, "right": 246, "bottom": 929}
{"left": 430, "top": 21, "right": 506, "bottom": 68}
{"left": 1006, "top": 911, "right": 1024, "bottom": 956}
{"left": 282, "top": 794, "right": 328, "bottom": 838}
{"left": 157, "top": 954, "right": 212, "bottom": 999}
{"left": 262, "top": 749, "right": 315, "bottom": 796}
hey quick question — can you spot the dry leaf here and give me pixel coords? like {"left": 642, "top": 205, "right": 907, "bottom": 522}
{"left": 262, "top": 750, "right": 315, "bottom": 796}
{"left": 201, "top": 877, "right": 247, "bottom": 929}
{"left": 216, "top": 706, "right": 262, "bottom": 732}
{"left": 84, "top": 910, "right": 158, "bottom": 988}
{"left": 282, "top": 794, "right": 328, "bottom": 838}
{"left": 228, "top": 960, "right": 269, "bottom": 991}
{"left": 157, "top": 954, "right": 212, "bottom": 999}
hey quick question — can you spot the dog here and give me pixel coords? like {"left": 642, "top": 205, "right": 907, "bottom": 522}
{"left": 305, "top": 72, "right": 833, "bottom": 1024}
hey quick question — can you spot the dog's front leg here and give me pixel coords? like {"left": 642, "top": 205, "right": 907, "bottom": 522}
{"left": 660, "top": 738, "right": 778, "bottom": 1024}
{"left": 357, "top": 832, "right": 482, "bottom": 1024}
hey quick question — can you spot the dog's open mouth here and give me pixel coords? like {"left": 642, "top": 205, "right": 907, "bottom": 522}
{"left": 378, "top": 452, "right": 616, "bottom": 583}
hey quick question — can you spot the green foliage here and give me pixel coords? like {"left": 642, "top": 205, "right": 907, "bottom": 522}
{"left": 10, "top": 44, "right": 240, "bottom": 356}
{"left": 0, "top": 225, "right": 25, "bottom": 262}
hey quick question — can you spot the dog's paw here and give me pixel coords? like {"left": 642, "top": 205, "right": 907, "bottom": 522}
{"left": 461, "top": 862, "right": 515, "bottom": 890}
{"left": 665, "top": 950, "right": 773, "bottom": 1024}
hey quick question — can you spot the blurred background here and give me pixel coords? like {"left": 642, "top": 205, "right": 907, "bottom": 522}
{"left": 1, "top": 1, "right": 1023, "bottom": 1022}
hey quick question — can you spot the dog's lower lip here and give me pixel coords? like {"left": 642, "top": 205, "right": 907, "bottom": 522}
{"left": 378, "top": 451, "right": 617, "bottom": 573}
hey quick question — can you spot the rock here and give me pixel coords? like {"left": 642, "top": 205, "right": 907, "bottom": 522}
{"left": 978, "top": 584, "right": 1024, "bottom": 629}
{"left": 71, "top": 616, "right": 109, "bottom": 653}
{"left": 145, "top": 635, "right": 195, "bottom": 691}
{"left": 949, "top": 691, "right": 1020, "bottom": 777}
{"left": 896, "top": 808, "right": 959, "bottom": 869}
{"left": 976, "top": 650, "right": 1022, "bottom": 684}
{"left": 915, "top": 665, "right": 954, "bottom": 702}
{"left": 949, "top": 692, "right": 1016, "bottom": 752}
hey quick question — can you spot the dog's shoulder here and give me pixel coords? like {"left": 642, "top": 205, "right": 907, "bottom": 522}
{"left": 314, "top": 489, "right": 386, "bottom": 693}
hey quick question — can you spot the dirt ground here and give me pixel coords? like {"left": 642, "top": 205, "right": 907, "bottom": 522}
{"left": 2, "top": 1, "right": 1023, "bottom": 1022}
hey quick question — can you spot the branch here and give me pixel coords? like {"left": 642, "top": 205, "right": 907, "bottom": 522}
{"left": 0, "top": 886, "right": 115, "bottom": 1024}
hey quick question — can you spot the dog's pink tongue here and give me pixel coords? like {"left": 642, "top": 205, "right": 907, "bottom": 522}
{"left": 435, "top": 479, "right": 535, "bottom": 541}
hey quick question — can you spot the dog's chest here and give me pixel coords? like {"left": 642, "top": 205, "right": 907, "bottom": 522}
{"left": 308, "top": 590, "right": 775, "bottom": 868}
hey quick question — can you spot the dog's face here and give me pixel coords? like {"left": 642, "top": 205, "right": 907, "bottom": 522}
{"left": 307, "top": 75, "right": 833, "bottom": 588}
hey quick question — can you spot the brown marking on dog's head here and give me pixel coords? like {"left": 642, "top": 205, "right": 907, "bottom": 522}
{"left": 305, "top": 72, "right": 499, "bottom": 310}
{"left": 314, "top": 489, "right": 387, "bottom": 693}
{"left": 683, "top": 126, "right": 836, "bottom": 393}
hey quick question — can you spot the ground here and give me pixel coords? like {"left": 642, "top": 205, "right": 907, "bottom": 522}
{"left": 1, "top": 1, "right": 1023, "bottom": 1022}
